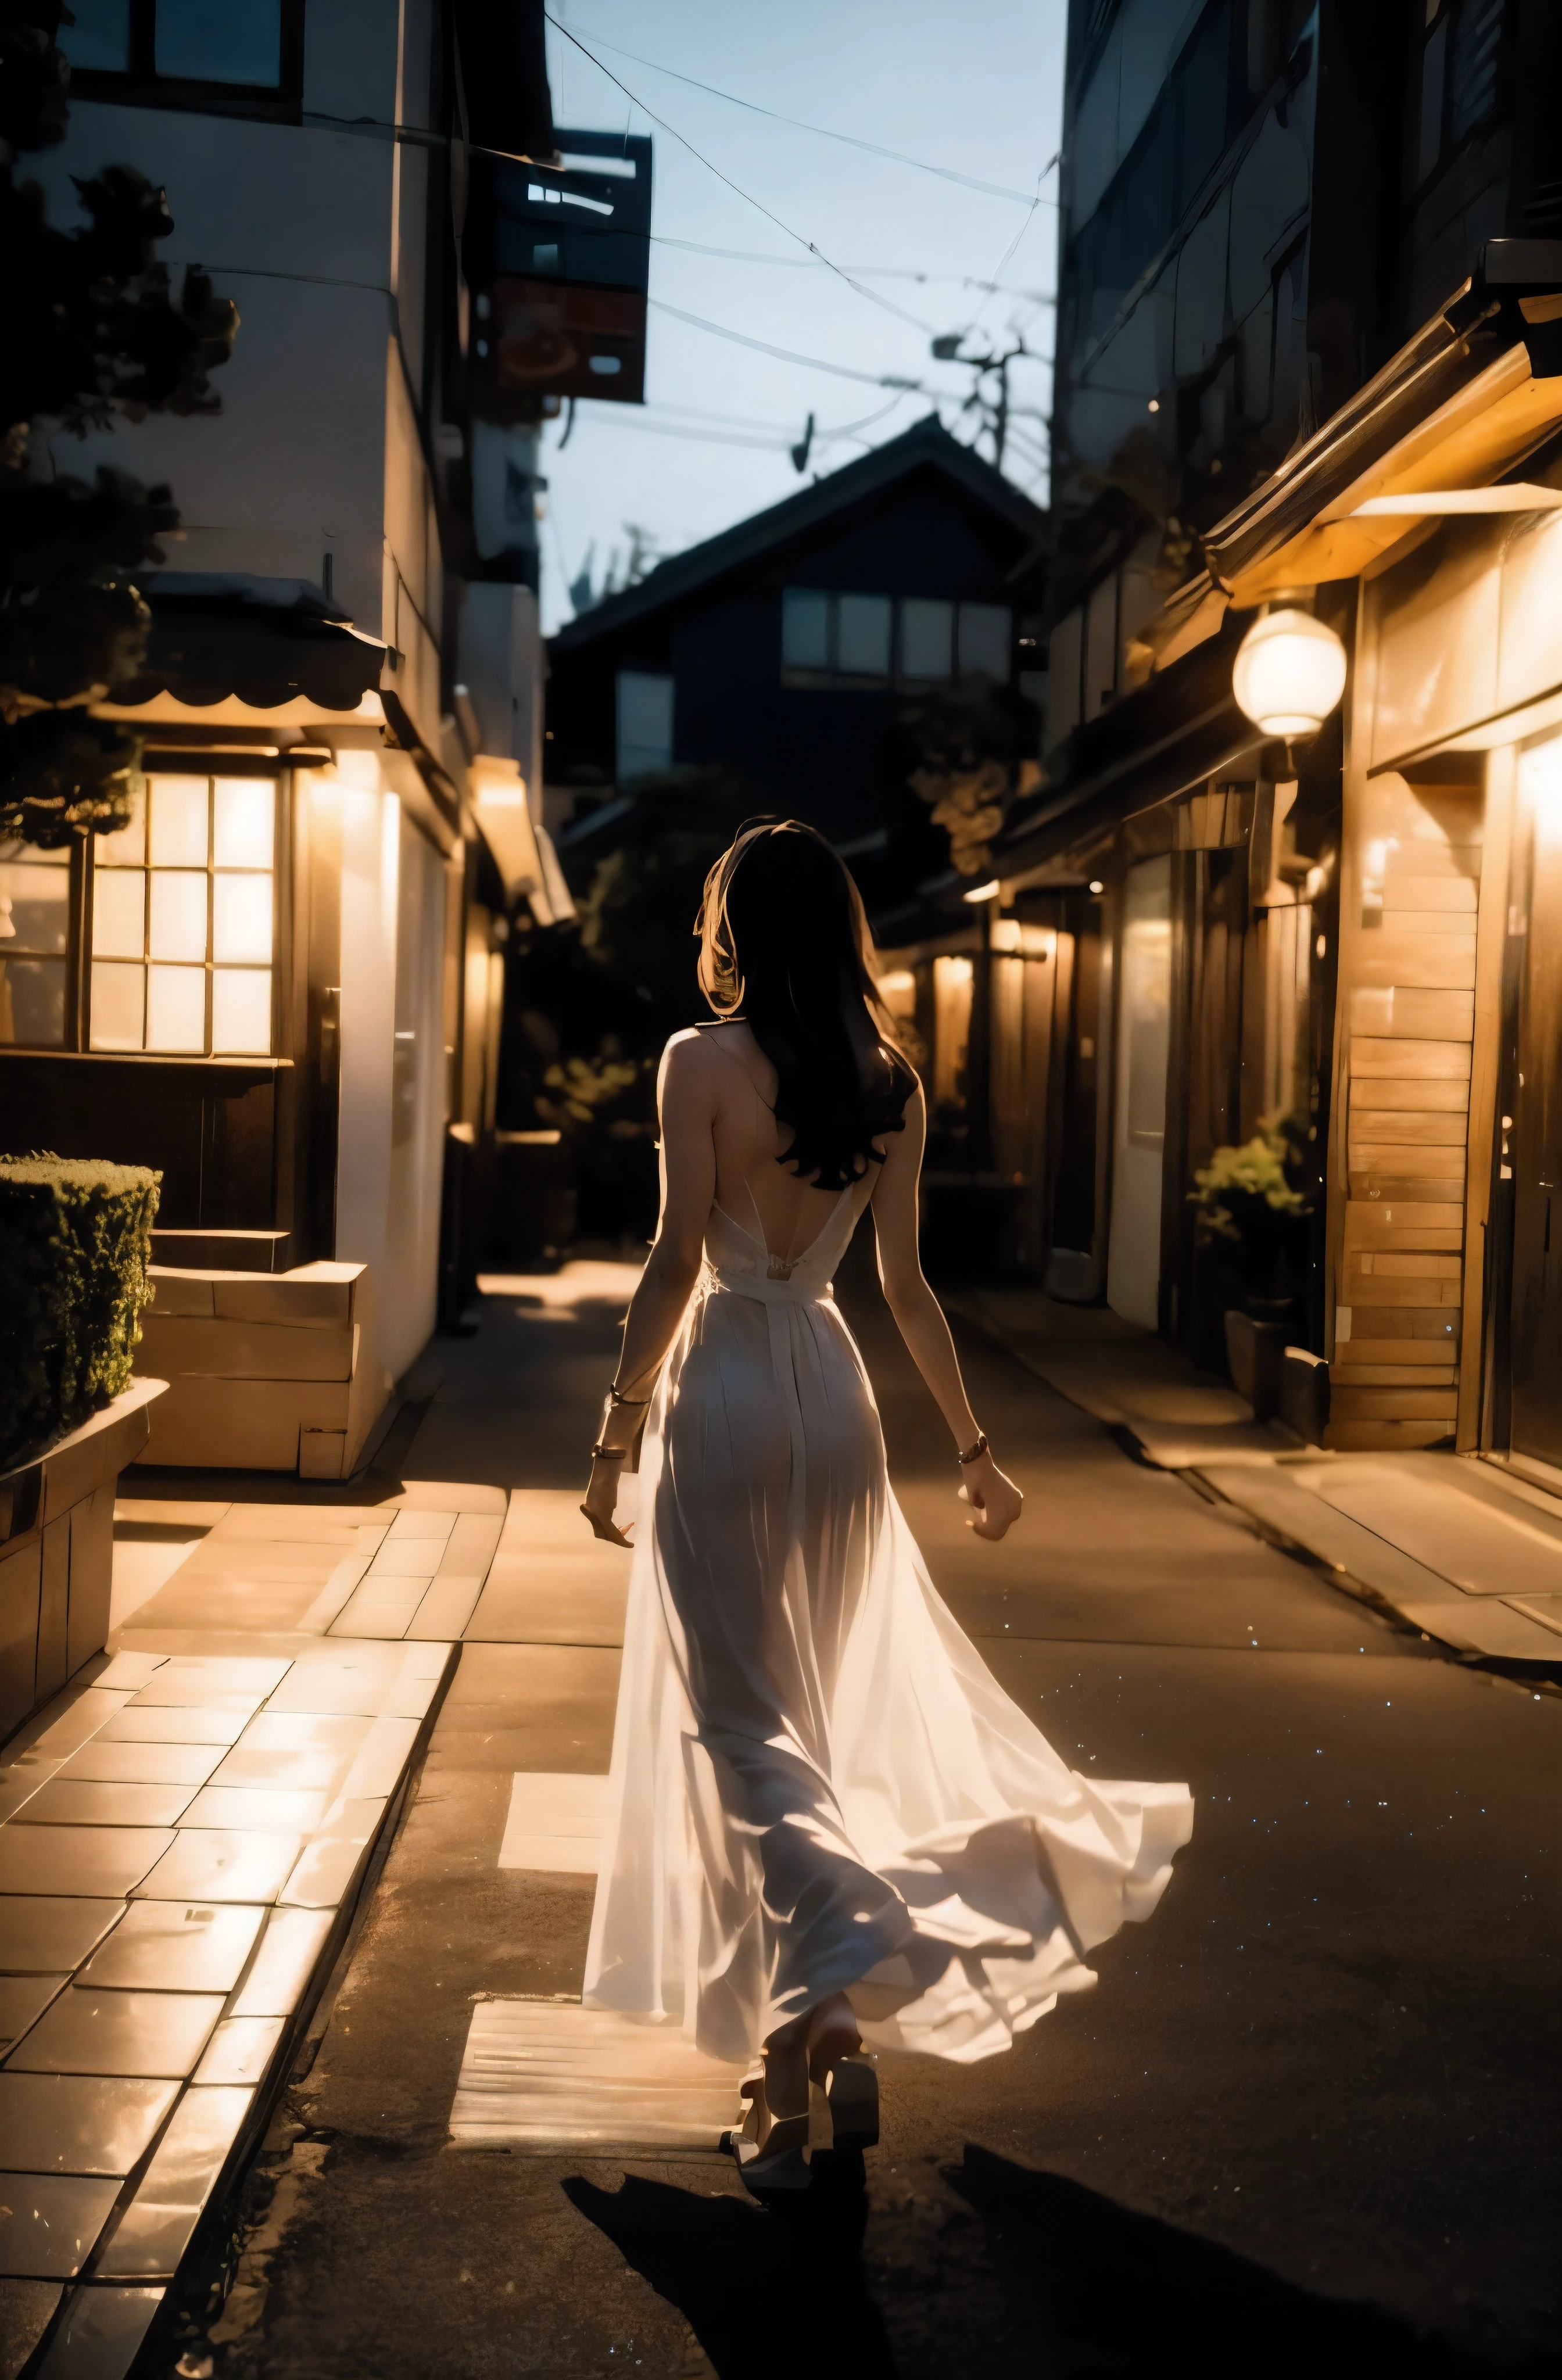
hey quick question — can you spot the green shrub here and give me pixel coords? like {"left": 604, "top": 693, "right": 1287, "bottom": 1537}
{"left": 0, "top": 1153, "right": 160, "bottom": 1468}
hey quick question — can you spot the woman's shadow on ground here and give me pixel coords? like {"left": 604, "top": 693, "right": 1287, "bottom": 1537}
{"left": 565, "top": 2143, "right": 1535, "bottom": 2379}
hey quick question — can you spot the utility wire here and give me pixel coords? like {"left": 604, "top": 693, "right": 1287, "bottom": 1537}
{"left": 546, "top": 16, "right": 937, "bottom": 335}
{"left": 650, "top": 234, "right": 1055, "bottom": 302}
{"left": 648, "top": 297, "right": 926, "bottom": 388}
{"left": 553, "top": 20, "right": 1060, "bottom": 208}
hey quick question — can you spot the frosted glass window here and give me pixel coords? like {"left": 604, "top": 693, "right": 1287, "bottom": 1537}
{"left": 91, "top": 962, "right": 145, "bottom": 1051}
{"left": 1, "top": 959, "right": 66, "bottom": 1047}
{"left": 214, "top": 779, "right": 275, "bottom": 867}
{"left": 155, "top": 0, "right": 282, "bottom": 85}
{"left": 213, "top": 873, "right": 273, "bottom": 963}
{"left": 782, "top": 589, "right": 830, "bottom": 671}
{"left": 958, "top": 603, "right": 1012, "bottom": 683}
{"left": 149, "top": 870, "right": 208, "bottom": 961}
{"left": 96, "top": 787, "right": 146, "bottom": 866}
{"left": 150, "top": 776, "right": 209, "bottom": 866}
{"left": 836, "top": 594, "right": 891, "bottom": 678}
{"left": 92, "top": 869, "right": 147, "bottom": 959}
{"left": 58, "top": 0, "right": 131, "bottom": 69}
{"left": 147, "top": 965, "right": 205, "bottom": 1051}
{"left": 212, "top": 969, "right": 272, "bottom": 1053}
{"left": 901, "top": 599, "right": 954, "bottom": 680}
{"left": 0, "top": 855, "right": 71, "bottom": 954}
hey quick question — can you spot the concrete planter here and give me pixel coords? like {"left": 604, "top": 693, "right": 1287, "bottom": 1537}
{"left": 0, "top": 1378, "right": 166, "bottom": 1742}
{"left": 1224, "top": 1310, "right": 1289, "bottom": 1417}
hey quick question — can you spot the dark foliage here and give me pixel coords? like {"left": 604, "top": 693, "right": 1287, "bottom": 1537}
{"left": 0, "top": 1, "right": 237, "bottom": 845}
{"left": 0, "top": 1151, "right": 159, "bottom": 1465}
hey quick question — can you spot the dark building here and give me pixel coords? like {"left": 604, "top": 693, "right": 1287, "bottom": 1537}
{"left": 543, "top": 418, "right": 1048, "bottom": 925}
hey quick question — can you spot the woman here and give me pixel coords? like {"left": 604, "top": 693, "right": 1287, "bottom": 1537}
{"left": 581, "top": 821, "right": 1191, "bottom": 2191}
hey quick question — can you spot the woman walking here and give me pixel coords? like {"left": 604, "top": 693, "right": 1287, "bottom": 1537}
{"left": 580, "top": 820, "right": 1191, "bottom": 2191}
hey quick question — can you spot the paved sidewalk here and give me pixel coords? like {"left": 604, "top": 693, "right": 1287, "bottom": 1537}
{"left": 0, "top": 1421, "right": 517, "bottom": 2375}
{"left": 956, "top": 1286, "right": 1562, "bottom": 1670}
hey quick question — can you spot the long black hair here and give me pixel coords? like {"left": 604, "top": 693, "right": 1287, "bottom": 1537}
{"left": 696, "top": 819, "right": 917, "bottom": 1192}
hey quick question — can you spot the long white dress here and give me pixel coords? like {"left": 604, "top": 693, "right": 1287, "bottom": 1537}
{"left": 583, "top": 1177, "right": 1193, "bottom": 2067}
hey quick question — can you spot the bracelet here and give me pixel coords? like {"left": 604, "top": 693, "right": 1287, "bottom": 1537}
{"left": 590, "top": 1443, "right": 629, "bottom": 1462}
{"left": 956, "top": 1431, "right": 990, "bottom": 1467}
{"left": 608, "top": 1385, "right": 651, "bottom": 1408}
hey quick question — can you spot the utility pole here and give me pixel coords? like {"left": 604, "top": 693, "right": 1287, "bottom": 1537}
{"left": 931, "top": 332, "right": 1033, "bottom": 471}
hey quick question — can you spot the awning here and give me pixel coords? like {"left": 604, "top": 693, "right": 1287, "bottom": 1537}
{"left": 110, "top": 574, "right": 388, "bottom": 712}
{"left": 470, "top": 756, "right": 576, "bottom": 923}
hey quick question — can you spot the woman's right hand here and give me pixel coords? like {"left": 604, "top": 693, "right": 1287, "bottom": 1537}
{"left": 958, "top": 1449, "right": 1023, "bottom": 1542}
{"left": 581, "top": 1456, "right": 633, "bottom": 1548}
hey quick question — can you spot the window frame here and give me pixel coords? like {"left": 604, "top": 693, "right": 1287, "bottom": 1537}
{"left": 1, "top": 757, "right": 288, "bottom": 1059}
{"left": 780, "top": 589, "right": 1014, "bottom": 692}
{"left": 64, "top": 0, "right": 307, "bottom": 125}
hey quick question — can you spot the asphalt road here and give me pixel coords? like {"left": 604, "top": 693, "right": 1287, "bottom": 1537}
{"left": 151, "top": 1252, "right": 1560, "bottom": 2380}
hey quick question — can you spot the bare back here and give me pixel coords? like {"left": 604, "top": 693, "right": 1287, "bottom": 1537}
{"left": 697, "top": 1019, "right": 873, "bottom": 1263}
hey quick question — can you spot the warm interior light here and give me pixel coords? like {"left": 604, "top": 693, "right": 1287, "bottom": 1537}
{"left": 1088, "top": 879, "right": 1105, "bottom": 894}
{"left": 962, "top": 879, "right": 1001, "bottom": 903}
{"left": 1231, "top": 608, "right": 1348, "bottom": 739}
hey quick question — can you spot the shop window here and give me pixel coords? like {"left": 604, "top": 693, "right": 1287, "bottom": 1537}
{"left": 60, "top": 0, "right": 303, "bottom": 116}
{"left": 88, "top": 773, "right": 278, "bottom": 1054}
{"left": 0, "top": 845, "right": 72, "bottom": 1048}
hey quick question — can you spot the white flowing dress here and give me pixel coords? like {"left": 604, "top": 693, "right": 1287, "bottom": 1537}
{"left": 583, "top": 1177, "right": 1193, "bottom": 2067}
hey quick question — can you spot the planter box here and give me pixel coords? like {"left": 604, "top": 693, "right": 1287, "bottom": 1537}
{"left": 133, "top": 1262, "right": 389, "bottom": 1476}
{"left": 0, "top": 1379, "right": 166, "bottom": 1743}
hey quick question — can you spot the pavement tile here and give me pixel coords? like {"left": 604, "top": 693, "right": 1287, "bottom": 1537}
{"left": 385, "top": 1511, "right": 458, "bottom": 1542}
{"left": 96, "top": 1707, "right": 249, "bottom": 1748}
{"left": 78, "top": 1904, "right": 265, "bottom": 1995}
{"left": 0, "top": 1832, "right": 173, "bottom": 1902}
{"left": 278, "top": 1801, "right": 386, "bottom": 1908}
{"left": 192, "top": 2017, "right": 287, "bottom": 2086}
{"left": 16, "top": 1781, "right": 198, "bottom": 1830}
{"left": 207, "top": 1745, "right": 352, "bottom": 1793}
{"left": 31, "top": 2282, "right": 164, "bottom": 2378}
{"left": 0, "top": 1903, "right": 123, "bottom": 1976}
{"left": 131, "top": 1833, "right": 302, "bottom": 1906}
{"left": 0, "top": 1976, "right": 70, "bottom": 2056}
{"left": 0, "top": 2175, "right": 121, "bottom": 2278}
{"left": 0, "top": 2076, "right": 178, "bottom": 2176}
{"left": 0, "top": 1761, "right": 60, "bottom": 1825}
{"left": 0, "top": 2277, "right": 60, "bottom": 2373}
{"left": 364, "top": 1537, "right": 445, "bottom": 1577}
{"left": 25, "top": 1694, "right": 136, "bottom": 1761}
{"left": 87, "top": 1656, "right": 169, "bottom": 1691}
{"left": 338, "top": 1719, "right": 421, "bottom": 1800}
{"left": 406, "top": 1579, "right": 483, "bottom": 1639}
{"left": 227, "top": 1908, "right": 334, "bottom": 2018}
{"left": 175, "top": 1786, "right": 328, "bottom": 1834}
{"left": 94, "top": 2085, "right": 253, "bottom": 2281}
{"left": 5, "top": 1991, "right": 224, "bottom": 2079}
{"left": 229, "top": 1712, "right": 371, "bottom": 1756}
{"left": 55, "top": 1743, "right": 223, "bottom": 1789}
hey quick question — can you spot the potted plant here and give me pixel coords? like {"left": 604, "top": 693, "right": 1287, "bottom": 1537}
{"left": 1189, "top": 1117, "right": 1312, "bottom": 1413}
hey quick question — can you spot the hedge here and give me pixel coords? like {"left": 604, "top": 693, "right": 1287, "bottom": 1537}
{"left": 0, "top": 1153, "right": 160, "bottom": 1469}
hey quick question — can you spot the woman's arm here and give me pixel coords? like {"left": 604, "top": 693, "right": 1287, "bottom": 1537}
{"left": 581, "top": 1033, "right": 717, "bottom": 1540}
{"left": 872, "top": 1083, "right": 1023, "bottom": 1542}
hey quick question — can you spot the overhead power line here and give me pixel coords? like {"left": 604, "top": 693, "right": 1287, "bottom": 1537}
{"left": 553, "top": 20, "right": 1060, "bottom": 208}
{"left": 546, "top": 17, "right": 937, "bottom": 335}
{"left": 647, "top": 297, "right": 924, "bottom": 388}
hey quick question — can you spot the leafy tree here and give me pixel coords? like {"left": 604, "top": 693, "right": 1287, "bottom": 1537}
{"left": 1, "top": 1, "right": 236, "bottom": 846}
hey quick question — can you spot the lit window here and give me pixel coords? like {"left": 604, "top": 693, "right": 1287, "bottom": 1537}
{"left": 0, "top": 844, "right": 72, "bottom": 1048}
{"left": 89, "top": 774, "right": 278, "bottom": 1055}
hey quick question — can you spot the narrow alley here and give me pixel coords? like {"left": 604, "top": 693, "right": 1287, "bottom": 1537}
{"left": 112, "top": 1250, "right": 1557, "bottom": 2380}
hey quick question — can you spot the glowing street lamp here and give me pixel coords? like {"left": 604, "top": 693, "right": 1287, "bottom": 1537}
{"left": 1231, "top": 607, "right": 1348, "bottom": 741}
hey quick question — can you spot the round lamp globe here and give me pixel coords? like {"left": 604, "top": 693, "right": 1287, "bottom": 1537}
{"left": 1231, "top": 607, "right": 1348, "bottom": 739}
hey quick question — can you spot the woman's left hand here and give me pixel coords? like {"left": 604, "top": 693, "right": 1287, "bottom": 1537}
{"left": 581, "top": 1455, "right": 633, "bottom": 1547}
